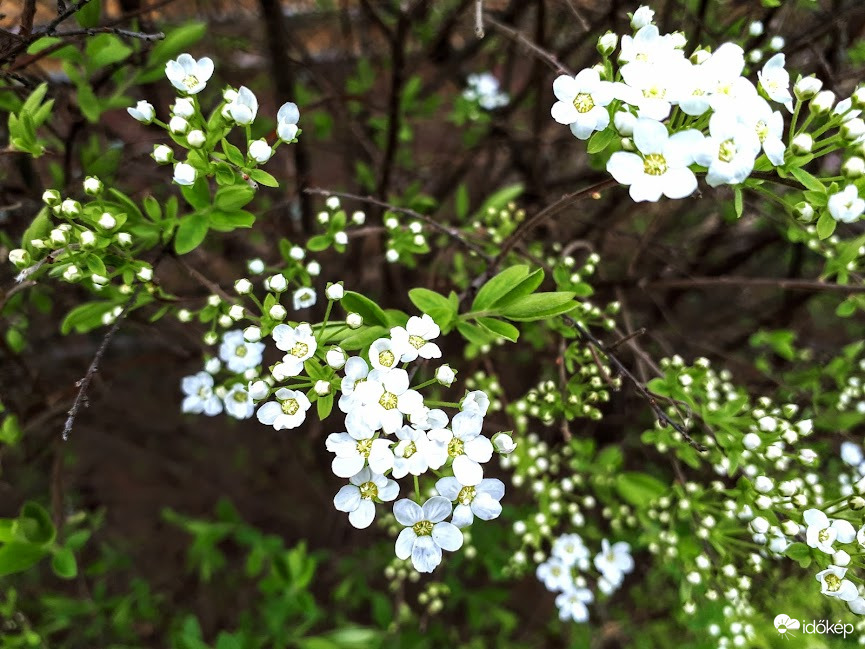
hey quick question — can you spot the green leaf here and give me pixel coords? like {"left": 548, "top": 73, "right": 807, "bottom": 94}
{"left": 790, "top": 167, "right": 825, "bottom": 193}
{"left": 27, "top": 37, "right": 63, "bottom": 55}
{"left": 341, "top": 292, "right": 389, "bottom": 328}
{"left": 456, "top": 322, "right": 493, "bottom": 346}
{"left": 214, "top": 185, "right": 255, "bottom": 211}
{"left": 734, "top": 187, "right": 743, "bottom": 218}
{"left": 221, "top": 139, "right": 245, "bottom": 167}
{"left": 587, "top": 127, "right": 616, "bottom": 154}
{"left": 210, "top": 210, "right": 255, "bottom": 230}
{"left": 340, "top": 326, "right": 388, "bottom": 351}
{"left": 455, "top": 184, "right": 469, "bottom": 219}
{"left": 472, "top": 266, "right": 530, "bottom": 311}
{"left": 19, "top": 502, "right": 55, "bottom": 545}
{"left": 408, "top": 288, "right": 455, "bottom": 329}
{"left": 61, "top": 301, "right": 116, "bottom": 334}
{"left": 181, "top": 177, "right": 211, "bottom": 210}
{"left": 51, "top": 547, "right": 78, "bottom": 579}
{"left": 475, "top": 184, "right": 523, "bottom": 218}
{"left": 108, "top": 188, "right": 143, "bottom": 221}
{"left": 248, "top": 168, "right": 279, "bottom": 188}
{"left": 476, "top": 317, "right": 519, "bottom": 342}
{"left": 784, "top": 542, "right": 811, "bottom": 567}
{"left": 317, "top": 393, "right": 334, "bottom": 420}
{"left": 21, "top": 207, "right": 52, "bottom": 254}
{"left": 0, "top": 543, "right": 48, "bottom": 577}
{"left": 145, "top": 22, "right": 207, "bottom": 68}
{"left": 816, "top": 211, "right": 837, "bottom": 240}
{"left": 306, "top": 234, "right": 331, "bottom": 252}
{"left": 615, "top": 472, "right": 667, "bottom": 508}
{"left": 499, "top": 292, "right": 577, "bottom": 321}
{"left": 85, "top": 33, "right": 132, "bottom": 70}
{"left": 175, "top": 213, "right": 210, "bottom": 254}
{"left": 74, "top": 0, "right": 101, "bottom": 27}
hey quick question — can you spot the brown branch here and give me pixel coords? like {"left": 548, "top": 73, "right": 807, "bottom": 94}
{"left": 0, "top": 0, "right": 92, "bottom": 64}
{"left": 21, "top": 0, "right": 37, "bottom": 37}
{"left": 641, "top": 276, "right": 865, "bottom": 294}
{"left": 474, "top": 0, "right": 485, "bottom": 38}
{"left": 61, "top": 283, "right": 142, "bottom": 441}
{"left": 304, "top": 187, "right": 494, "bottom": 263}
{"left": 485, "top": 15, "right": 572, "bottom": 75}
{"left": 50, "top": 26, "right": 165, "bottom": 41}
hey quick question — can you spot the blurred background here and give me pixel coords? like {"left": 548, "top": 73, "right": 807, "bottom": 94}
{"left": 2, "top": 1, "right": 865, "bottom": 647}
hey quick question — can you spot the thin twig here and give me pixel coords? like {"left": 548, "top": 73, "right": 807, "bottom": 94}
{"left": 61, "top": 284, "right": 142, "bottom": 441}
{"left": 640, "top": 276, "right": 865, "bottom": 294}
{"left": 606, "top": 327, "right": 647, "bottom": 352}
{"left": 485, "top": 16, "right": 572, "bottom": 75}
{"left": 474, "top": 0, "right": 485, "bottom": 38}
{"left": 52, "top": 26, "right": 165, "bottom": 41}
{"left": 562, "top": 0, "right": 591, "bottom": 32}
{"left": 304, "top": 187, "right": 494, "bottom": 263}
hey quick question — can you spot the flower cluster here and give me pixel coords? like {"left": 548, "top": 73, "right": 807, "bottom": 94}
{"left": 552, "top": 5, "right": 865, "bottom": 226}
{"left": 536, "top": 534, "right": 634, "bottom": 622}
{"left": 462, "top": 72, "right": 509, "bottom": 111}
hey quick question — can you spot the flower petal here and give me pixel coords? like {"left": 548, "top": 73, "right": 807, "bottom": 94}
{"left": 606, "top": 152, "right": 643, "bottom": 185}
{"left": 334, "top": 485, "right": 361, "bottom": 512}
{"left": 395, "top": 527, "right": 416, "bottom": 560}
{"left": 393, "top": 498, "right": 423, "bottom": 526}
{"left": 432, "top": 521, "right": 463, "bottom": 551}
{"left": 435, "top": 477, "right": 462, "bottom": 500}
{"left": 348, "top": 500, "right": 376, "bottom": 529}
{"left": 471, "top": 492, "right": 503, "bottom": 521}
{"left": 422, "top": 496, "right": 453, "bottom": 523}
{"left": 411, "top": 535, "right": 443, "bottom": 573}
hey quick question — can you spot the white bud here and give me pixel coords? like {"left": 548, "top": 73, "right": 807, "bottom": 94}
{"left": 249, "top": 138, "right": 272, "bottom": 164}
{"left": 810, "top": 90, "right": 836, "bottom": 114}
{"left": 791, "top": 133, "right": 813, "bottom": 154}
{"left": 843, "top": 156, "right": 865, "bottom": 178}
{"left": 61, "top": 199, "right": 80, "bottom": 217}
{"left": 203, "top": 331, "right": 218, "bottom": 345}
{"left": 234, "top": 278, "right": 252, "bottom": 294}
{"left": 385, "top": 249, "right": 399, "bottom": 263}
{"left": 743, "top": 433, "right": 761, "bottom": 450}
{"left": 754, "top": 476, "right": 774, "bottom": 493}
{"left": 169, "top": 115, "right": 189, "bottom": 134}
{"left": 79, "top": 230, "right": 96, "bottom": 247}
{"left": 98, "top": 212, "right": 117, "bottom": 230}
{"left": 325, "top": 283, "right": 344, "bottom": 300}
{"left": 228, "top": 304, "right": 245, "bottom": 320}
{"left": 769, "top": 35, "right": 785, "bottom": 51}
{"left": 247, "top": 258, "right": 265, "bottom": 274}
{"left": 187, "top": 129, "right": 206, "bottom": 148}
{"left": 116, "top": 232, "right": 132, "bottom": 247}
{"left": 317, "top": 211, "right": 329, "bottom": 224}
{"left": 834, "top": 550, "right": 851, "bottom": 567}
{"left": 326, "top": 347, "right": 346, "bottom": 369}
{"left": 153, "top": 144, "right": 173, "bottom": 164}
{"left": 352, "top": 211, "right": 366, "bottom": 225}
{"left": 781, "top": 520, "right": 800, "bottom": 536}
{"left": 435, "top": 364, "right": 456, "bottom": 386}
{"left": 630, "top": 5, "right": 654, "bottom": 29}
{"left": 748, "top": 21, "right": 763, "bottom": 36}
{"left": 334, "top": 231, "right": 348, "bottom": 246}
{"left": 493, "top": 432, "right": 517, "bottom": 454}
{"left": 326, "top": 196, "right": 340, "bottom": 210}
{"left": 842, "top": 118, "right": 865, "bottom": 141}
{"left": 794, "top": 76, "right": 823, "bottom": 100}
{"left": 346, "top": 312, "right": 363, "bottom": 329}
{"left": 243, "top": 325, "right": 261, "bottom": 342}
{"left": 248, "top": 380, "right": 268, "bottom": 400}
{"left": 597, "top": 32, "right": 617, "bottom": 56}
{"left": 750, "top": 516, "right": 769, "bottom": 534}
{"left": 306, "top": 261, "right": 321, "bottom": 276}
{"left": 63, "top": 265, "right": 81, "bottom": 281}
{"left": 42, "top": 189, "right": 61, "bottom": 205}
{"left": 50, "top": 228, "right": 68, "bottom": 246}
{"left": 314, "top": 380, "right": 331, "bottom": 396}
{"left": 137, "top": 266, "right": 153, "bottom": 282}
{"left": 8, "top": 249, "right": 30, "bottom": 268}
{"left": 172, "top": 97, "right": 195, "bottom": 118}
{"left": 83, "top": 176, "right": 103, "bottom": 195}
{"left": 267, "top": 274, "right": 288, "bottom": 292}
{"left": 269, "top": 304, "right": 287, "bottom": 320}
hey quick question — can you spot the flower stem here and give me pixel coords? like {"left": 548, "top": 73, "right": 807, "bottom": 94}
{"left": 414, "top": 475, "right": 421, "bottom": 502}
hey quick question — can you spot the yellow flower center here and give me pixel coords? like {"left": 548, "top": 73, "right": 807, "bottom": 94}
{"left": 755, "top": 121, "right": 768, "bottom": 142}
{"left": 457, "top": 486, "right": 476, "bottom": 505}
{"left": 412, "top": 520, "right": 434, "bottom": 536}
{"left": 572, "top": 93, "right": 595, "bottom": 113}
{"left": 643, "top": 153, "right": 668, "bottom": 176}
{"left": 447, "top": 437, "right": 465, "bottom": 458}
{"left": 359, "top": 481, "right": 378, "bottom": 500}
{"left": 281, "top": 398, "right": 299, "bottom": 415}
{"left": 378, "top": 350, "right": 395, "bottom": 367}
{"left": 379, "top": 391, "right": 398, "bottom": 410}
{"left": 718, "top": 139, "right": 737, "bottom": 162}
{"left": 408, "top": 334, "right": 426, "bottom": 350}
{"left": 291, "top": 342, "right": 309, "bottom": 358}
{"left": 356, "top": 438, "right": 373, "bottom": 457}
{"left": 824, "top": 573, "right": 841, "bottom": 592}
{"left": 636, "top": 53, "right": 649, "bottom": 62}
{"left": 235, "top": 346, "right": 248, "bottom": 357}
{"left": 197, "top": 387, "right": 211, "bottom": 398}
{"left": 233, "top": 391, "right": 248, "bottom": 403}
{"left": 403, "top": 441, "right": 417, "bottom": 458}
{"left": 642, "top": 86, "right": 666, "bottom": 99}
{"left": 183, "top": 74, "right": 200, "bottom": 89}
{"left": 818, "top": 528, "right": 831, "bottom": 543}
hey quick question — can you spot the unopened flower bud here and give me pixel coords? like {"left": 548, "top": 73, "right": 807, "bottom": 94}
{"left": 61, "top": 199, "right": 80, "bottom": 217}
{"left": 314, "top": 380, "right": 331, "bottom": 396}
{"left": 493, "top": 432, "right": 517, "bottom": 454}
{"left": 79, "top": 230, "right": 96, "bottom": 247}
{"left": 794, "top": 202, "right": 815, "bottom": 222}
{"left": 791, "top": 133, "right": 813, "bottom": 154}
{"left": 841, "top": 118, "right": 865, "bottom": 141}
{"left": 843, "top": 157, "right": 865, "bottom": 178}
{"left": 83, "top": 176, "right": 103, "bottom": 195}
{"left": 153, "top": 144, "right": 173, "bottom": 164}
{"left": 234, "top": 278, "right": 252, "bottom": 294}
{"left": 228, "top": 304, "right": 245, "bottom": 320}
{"left": 325, "top": 283, "right": 344, "bottom": 300}
{"left": 810, "top": 90, "right": 836, "bottom": 114}
{"left": 243, "top": 325, "right": 261, "bottom": 342}
{"left": 187, "top": 129, "right": 206, "bottom": 148}
{"left": 597, "top": 32, "right": 617, "bottom": 56}
{"left": 266, "top": 274, "right": 288, "bottom": 292}
{"left": 326, "top": 347, "right": 346, "bottom": 369}
{"left": 248, "top": 380, "right": 268, "bottom": 400}
{"left": 8, "top": 249, "right": 30, "bottom": 268}
{"left": 169, "top": 116, "right": 189, "bottom": 134}
{"left": 269, "top": 304, "right": 287, "bottom": 320}
{"left": 794, "top": 75, "right": 822, "bottom": 100}
{"left": 98, "top": 212, "right": 117, "bottom": 230}
{"left": 346, "top": 312, "right": 363, "bottom": 329}
{"left": 42, "top": 189, "right": 61, "bottom": 206}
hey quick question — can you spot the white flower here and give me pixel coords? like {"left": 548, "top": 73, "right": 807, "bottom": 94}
{"left": 272, "top": 323, "right": 317, "bottom": 377}
{"left": 436, "top": 477, "right": 504, "bottom": 527}
{"left": 550, "top": 69, "right": 615, "bottom": 140}
{"left": 127, "top": 100, "right": 155, "bottom": 123}
{"left": 224, "top": 383, "right": 254, "bottom": 419}
{"left": 492, "top": 432, "right": 517, "bottom": 454}
{"left": 555, "top": 589, "right": 593, "bottom": 623}
{"left": 758, "top": 53, "right": 793, "bottom": 111}
{"left": 435, "top": 364, "right": 455, "bottom": 386}
{"left": 181, "top": 371, "right": 223, "bottom": 416}
{"left": 292, "top": 287, "right": 316, "bottom": 310}
{"left": 153, "top": 144, "right": 173, "bottom": 164}
{"left": 228, "top": 86, "right": 258, "bottom": 125}
{"left": 694, "top": 112, "right": 761, "bottom": 187}
{"left": 593, "top": 539, "right": 634, "bottom": 586}
{"left": 277, "top": 102, "right": 300, "bottom": 142}
{"left": 461, "top": 390, "right": 490, "bottom": 416}
{"left": 390, "top": 425, "right": 434, "bottom": 478}
{"left": 334, "top": 467, "right": 399, "bottom": 529}
{"left": 804, "top": 509, "right": 856, "bottom": 554}
{"left": 795, "top": 75, "right": 823, "bottom": 100}
{"left": 256, "top": 388, "right": 311, "bottom": 430}
{"left": 338, "top": 356, "right": 370, "bottom": 413}
{"left": 326, "top": 412, "right": 394, "bottom": 477}
{"left": 618, "top": 25, "right": 683, "bottom": 68}
{"left": 828, "top": 185, "right": 865, "bottom": 223}
{"left": 842, "top": 442, "right": 864, "bottom": 467}
{"left": 354, "top": 368, "right": 425, "bottom": 434}
{"left": 464, "top": 72, "right": 509, "bottom": 110}
{"left": 248, "top": 380, "right": 269, "bottom": 400}
{"left": 394, "top": 497, "right": 463, "bottom": 573}
{"left": 165, "top": 53, "right": 214, "bottom": 95}
{"left": 327, "top": 347, "right": 347, "bottom": 370}
{"left": 218, "top": 330, "right": 265, "bottom": 373}
{"left": 607, "top": 118, "right": 702, "bottom": 201}
{"left": 172, "top": 97, "right": 195, "bottom": 118}
{"left": 326, "top": 283, "right": 344, "bottom": 300}
{"left": 248, "top": 138, "right": 272, "bottom": 164}
{"left": 428, "top": 411, "right": 493, "bottom": 486}
{"left": 613, "top": 110, "right": 636, "bottom": 135}
{"left": 816, "top": 566, "right": 859, "bottom": 601}
{"left": 738, "top": 96, "right": 785, "bottom": 166}
{"left": 810, "top": 90, "right": 836, "bottom": 114}
{"left": 617, "top": 58, "right": 690, "bottom": 121}
{"left": 390, "top": 314, "right": 441, "bottom": 362}
{"left": 369, "top": 337, "right": 404, "bottom": 372}
{"left": 536, "top": 557, "right": 573, "bottom": 592}
{"left": 552, "top": 533, "right": 591, "bottom": 568}
{"left": 173, "top": 162, "right": 196, "bottom": 186}
{"left": 630, "top": 5, "right": 654, "bottom": 29}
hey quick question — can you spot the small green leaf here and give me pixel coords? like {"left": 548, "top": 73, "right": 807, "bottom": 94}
{"left": 214, "top": 185, "right": 255, "bottom": 211}
{"left": 51, "top": 547, "right": 78, "bottom": 579}
{"left": 472, "top": 265, "right": 530, "bottom": 311}
{"left": 615, "top": 472, "right": 667, "bottom": 508}
{"left": 456, "top": 322, "right": 493, "bottom": 346}
{"left": 341, "top": 292, "right": 389, "bottom": 328}
{"left": 587, "top": 127, "right": 616, "bottom": 154}
{"left": 476, "top": 317, "right": 519, "bottom": 342}
{"left": 790, "top": 167, "right": 825, "bottom": 193}
{"left": 455, "top": 184, "right": 469, "bottom": 220}
{"left": 734, "top": 187, "right": 743, "bottom": 218}
{"left": 408, "top": 288, "right": 455, "bottom": 329}
{"left": 248, "top": 168, "right": 279, "bottom": 188}
{"left": 499, "top": 292, "right": 577, "bottom": 321}
{"left": 816, "top": 211, "right": 837, "bottom": 240}
{"left": 317, "top": 393, "right": 334, "bottom": 420}
{"left": 181, "top": 178, "right": 211, "bottom": 210}
{"left": 174, "top": 213, "right": 210, "bottom": 254}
